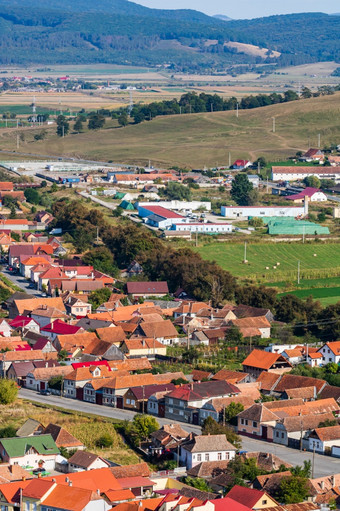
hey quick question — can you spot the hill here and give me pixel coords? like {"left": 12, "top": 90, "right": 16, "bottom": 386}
{"left": 3, "top": 93, "right": 339, "bottom": 168}
{"left": 0, "top": 0, "right": 339, "bottom": 71}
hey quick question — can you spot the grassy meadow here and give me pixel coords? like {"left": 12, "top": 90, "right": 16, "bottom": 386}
{"left": 0, "top": 92, "right": 339, "bottom": 167}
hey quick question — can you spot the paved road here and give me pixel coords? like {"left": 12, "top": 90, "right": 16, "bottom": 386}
{"left": 1, "top": 268, "right": 43, "bottom": 296}
{"left": 18, "top": 388, "right": 202, "bottom": 434}
{"left": 241, "top": 436, "right": 339, "bottom": 478}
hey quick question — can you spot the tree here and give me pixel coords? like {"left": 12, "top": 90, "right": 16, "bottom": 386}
{"left": 0, "top": 379, "right": 18, "bottom": 404}
{"left": 163, "top": 182, "right": 191, "bottom": 201}
{"left": 48, "top": 375, "right": 63, "bottom": 390}
{"left": 303, "top": 176, "right": 320, "bottom": 188}
{"left": 58, "top": 349, "right": 68, "bottom": 362}
{"left": 118, "top": 112, "right": 128, "bottom": 127}
{"left": 9, "top": 204, "right": 16, "bottom": 219}
{"left": 202, "top": 417, "right": 241, "bottom": 449}
{"left": 56, "top": 115, "right": 69, "bottom": 137}
{"left": 96, "top": 433, "right": 114, "bottom": 448}
{"left": 278, "top": 476, "right": 310, "bottom": 504}
{"left": 318, "top": 418, "right": 337, "bottom": 428}
{"left": 181, "top": 347, "right": 199, "bottom": 364}
{"left": 184, "top": 477, "right": 212, "bottom": 492}
{"left": 127, "top": 414, "right": 159, "bottom": 446}
{"left": 224, "top": 402, "right": 244, "bottom": 424}
{"left": 231, "top": 174, "right": 253, "bottom": 205}
{"left": 88, "top": 114, "right": 105, "bottom": 130}
{"left": 40, "top": 180, "right": 47, "bottom": 188}
{"left": 24, "top": 188, "right": 41, "bottom": 205}
{"left": 249, "top": 217, "right": 264, "bottom": 227}
{"left": 0, "top": 425, "right": 17, "bottom": 438}
{"left": 225, "top": 326, "right": 243, "bottom": 345}
{"left": 83, "top": 246, "right": 118, "bottom": 277}
{"left": 291, "top": 461, "right": 311, "bottom": 478}
{"left": 301, "top": 87, "right": 312, "bottom": 99}
{"left": 74, "top": 117, "right": 84, "bottom": 133}
{"left": 88, "top": 287, "right": 112, "bottom": 310}
{"left": 254, "top": 157, "right": 267, "bottom": 169}
{"left": 51, "top": 182, "right": 58, "bottom": 192}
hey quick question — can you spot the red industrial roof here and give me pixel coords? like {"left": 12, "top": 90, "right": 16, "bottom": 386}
{"left": 286, "top": 187, "right": 323, "bottom": 200}
{"left": 142, "top": 206, "right": 183, "bottom": 219}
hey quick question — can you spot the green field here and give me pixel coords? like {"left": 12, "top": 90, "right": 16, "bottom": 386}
{"left": 278, "top": 286, "right": 340, "bottom": 306}
{"left": 195, "top": 242, "right": 340, "bottom": 281}
{"left": 1, "top": 92, "right": 339, "bottom": 167}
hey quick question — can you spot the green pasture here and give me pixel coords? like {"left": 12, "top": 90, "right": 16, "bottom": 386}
{"left": 278, "top": 287, "right": 340, "bottom": 306}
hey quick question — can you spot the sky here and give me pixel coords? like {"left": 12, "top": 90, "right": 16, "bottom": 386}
{"left": 134, "top": 0, "right": 339, "bottom": 18}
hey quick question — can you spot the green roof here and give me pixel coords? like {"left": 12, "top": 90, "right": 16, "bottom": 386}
{"left": 114, "top": 192, "right": 126, "bottom": 200}
{"left": 119, "top": 200, "right": 135, "bottom": 210}
{"left": 267, "top": 219, "right": 330, "bottom": 235}
{"left": 0, "top": 434, "right": 59, "bottom": 458}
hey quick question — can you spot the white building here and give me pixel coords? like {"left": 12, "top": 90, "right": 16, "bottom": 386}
{"left": 265, "top": 343, "right": 303, "bottom": 354}
{"left": 318, "top": 341, "right": 340, "bottom": 365}
{"left": 137, "top": 200, "right": 212, "bottom": 212}
{"left": 221, "top": 202, "right": 308, "bottom": 219}
{"left": 309, "top": 425, "right": 340, "bottom": 454}
{"left": 179, "top": 434, "right": 236, "bottom": 469}
{"left": 0, "top": 434, "right": 59, "bottom": 470}
{"left": 271, "top": 166, "right": 340, "bottom": 182}
{"left": 171, "top": 223, "right": 232, "bottom": 234}
{"left": 68, "top": 450, "right": 111, "bottom": 472}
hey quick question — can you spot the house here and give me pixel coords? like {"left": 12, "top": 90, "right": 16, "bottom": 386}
{"left": 124, "top": 383, "right": 175, "bottom": 412}
{"left": 252, "top": 472, "right": 292, "bottom": 496}
{"left": 165, "top": 380, "right": 240, "bottom": 424}
{"left": 82, "top": 338, "right": 125, "bottom": 361}
{"left": 281, "top": 386, "right": 317, "bottom": 401}
{"left": 173, "top": 302, "right": 210, "bottom": 319}
{"left": 286, "top": 188, "right": 327, "bottom": 203}
{"left": 117, "top": 477, "right": 155, "bottom": 498}
{"left": 212, "top": 370, "right": 250, "bottom": 385}
{"left": 31, "top": 337, "right": 58, "bottom": 354}
{"left": 150, "top": 424, "right": 190, "bottom": 455}
{"left": 120, "top": 338, "right": 167, "bottom": 358}
{"left": 307, "top": 352, "right": 323, "bottom": 367}
{"left": 134, "top": 320, "right": 179, "bottom": 345}
{"left": 318, "top": 341, "right": 340, "bottom": 365}
{"left": 12, "top": 297, "right": 66, "bottom": 319}
{"left": 221, "top": 204, "right": 307, "bottom": 219}
{"left": 240, "top": 452, "right": 292, "bottom": 472}
{"left": 230, "top": 317, "right": 271, "bottom": 339}
{"left": 226, "top": 485, "right": 279, "bottom": 510}
{"left": 237, "top": 404, "right": 280, "bottom": 441}
{"left": 16, "top": 418, "right": 45, "bottom": 437}
{"left": 271, "top": 166, "right": 340, "bottom": 182}
{"left": 301, "top": 148, "right": 324, "bottom": 162}
{"left": 242, "top": 350, "right": 292, "bottom": 378}
{"left": 0, "top": 434, "right": 59, "bottom": 470}
{"left": 96, "top": 326, "right": 126, "bottom": 345}
{"left": 54, "top": 331, "right": 98, "bottom": 356}
{"left": 10, "top": 316, "right": 40, "bottom": 334}
{"left": 272, "top": 411, "right": 336, "bottom": 449}
{"left": 199, "top": 394, "right": 258, "bottom": 424}
{"left": 179, "top": 434, "right": 236, "bottom": 469}
{"left": 0, "top": 464, "right": 33, "bottom": 483}
{"left": 6, "top": 361, "right": 36, "bottom": 386}
{"left": 68, "top": 451, "right": 111, "bottom": 472}
{"left": 126, "top": 281, "right": 169, "bottom": 299}
{"left": 281, "top": 347, "right": 306, "bottom": 365}
{"left": 309, "top": 425, "right": 340, "bottom": 454}
{"left": 41, "top": 320, "right": 83, "bottom": 341}
{"left": 0, "top": 349, "right": 58, "bottom": 378}
{"left": 64, "top": 365, "right": 113, "bottom": 399}
{"left": 100, "top": 373, "right": 157, "bottom": 408}
{"left": 232, "top": 160, "right": 251, "bottom": 170}
{"left": 110, "top": 462, "right": 151, "bottom": 479}
{"left": 0, "top": 318, "right": 13, "bottom": 337}
{"left": 25, "top": 365, "right": 73, "bottom": 392}
{"left": 319, "top": 385, "right": 340, "bottom": 405}
{"left": 20, "top": 256, "right": 52, "bottom": 278}
{"left": 65, "top": 296, "right": 92, "bottom": 317}
{"left": 42, "top": 423, "right": 85, "bottom": 451}
{"left": 269, "top": 374, "right": 328, "bottom": 398}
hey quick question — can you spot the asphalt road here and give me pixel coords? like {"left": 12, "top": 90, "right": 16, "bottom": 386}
{"left": 1, "top": 268, "right": 43, "bottom": 296}
{"left": 19, "top": 389, "right": 338, "bottom": 477}
{"left": 241, "top": 436, "right": 339, "bottom": 478}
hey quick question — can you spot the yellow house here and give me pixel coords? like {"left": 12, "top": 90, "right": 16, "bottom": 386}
{"left": 120, "top": 338, "right": 167, "bottom": 357}
{"left": 227, "top": 485, "right": 279, "bottom": 510}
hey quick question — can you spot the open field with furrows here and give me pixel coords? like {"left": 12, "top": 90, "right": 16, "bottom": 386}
{"left": 0, "top": 400, "right": 139, "bottom": 465}
{"left": 194, "top": 242, "right": 340, "bottom": 282}
{"left": 0, "top": 92, "right": 339, "bottom": 167}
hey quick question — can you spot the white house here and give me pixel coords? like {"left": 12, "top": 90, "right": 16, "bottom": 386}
{"left": 271, "top": 166, "right": 340, "bottom": 182}
{"left": 179, "top": 434, "right": 236, "bottom": 469}
{"left": 318, "top": 341, "right": 340, "bottom": 365}
{"left": 68, "top": 450, "right": 111, "bottom": 472}
{"left": 220, "top": 203, "right": 308, "bottom": 219}
{"left": 309, "top": 425, "right": 340, "bottom": 454}
{"left": 307, "top": 352, "right": 323, "bottom": 367}
{"left": 170, "top": 223, "right": 232, "bottom": 234}
{"left": 0, "top": 319, "right": 13, "bottom": 337}
{"left": 137, "top": 200, "right": 212, "bottom": 212}
{"left": 286, "top": 187, "right": 328, "bottom": 203}
{"left": 0, "top": 434, "right": 59, "bottom": 471}
{"left": 26, "top": 365, "right": 73, "bottom": 392}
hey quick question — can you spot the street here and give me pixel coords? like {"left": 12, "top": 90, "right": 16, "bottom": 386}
{"left": 18, "top": 389, "right": 338, "bottom": 477}
{"left": 1, "top": 268, "right": 43, "bottom": 297}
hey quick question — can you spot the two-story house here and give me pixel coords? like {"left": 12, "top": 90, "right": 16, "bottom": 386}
{"left": 0, "top": 435, "right": 59, "bottom": 471}
{"left": 318, "top": 341, "right": 340, "bottom": 365}
{"left": 64, "top": 365, "right": 113, "bottom": 399}
{"left": 164, "top": 380, "right": 240, "bottom": 424}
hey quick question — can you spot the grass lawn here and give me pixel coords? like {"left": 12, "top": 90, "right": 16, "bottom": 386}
{"left": 195, "top": 242, "right": 340, "bottom": 281}
{"left": 278, "top": 287, "right": 340, "bottom": 306}
{"left": 1, "top": 400, "right": 139, "bottom": 465}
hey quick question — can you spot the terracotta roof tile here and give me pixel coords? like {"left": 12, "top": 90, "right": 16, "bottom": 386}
{"left": 15, "top": 297, "right": 66, "bottom": 315}
{"left": 96, "top": 326, "right": 126, "bottom": 343}
{"left": 243, "top": 350, "right": 291, "bottom": 371}
{"left": 110, "top": 463, "right": 150, "bottom": 479}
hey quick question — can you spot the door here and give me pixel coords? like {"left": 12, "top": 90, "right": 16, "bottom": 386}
{"left": 40, "top": 381, "right": 46, "bottom": 390}
{"left": 158, "top": 403, "right": 165, "bottom": 418}
{"left": 96, "top": 393, "right": 103, "bottom": 405}
{"left": 192, "top": 412, "right": 199, "bottom": 425}
{"left": 261, "top": 426, "right": 268, "bottom": 440}
{"left": 116, "top": 396, "right": 123, "bottom": 409}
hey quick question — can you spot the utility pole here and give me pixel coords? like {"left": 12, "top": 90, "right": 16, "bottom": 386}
{"left": 196, "top": 230, "right": 198, "bottom": 248}
{"left": 297, "top": 260, "right": 300, "bottom": 285}
{"left": 302, "top": 225, "right": 305, "bottom": 244}
{"left": 243, "top": 241, "right": 247, "bottom": 263}
{"left": 312, "top": 445, "right": 316, "bottom": 478}
{"left": 96, "top": 226, "right": 99, "bottom": 243}
{"left": 16, "top": 135, "right": 19, "bottom": 150}
{"left": 228, "top": 152, "right": 231, "bottom": 168}
{"left": 266, "top": 177, "right": 269, "bottom": 193}
{"left": 62, "top": 125, "right": 65, "bottom": 138}
{"left": 318, "top": 133, "right": 321, "bottom": 149}
{"left": 272, "top": 117, "right": 276, "bottom": 133}
{"left": 236, "top": 102, "right": 239, "bottom": 118}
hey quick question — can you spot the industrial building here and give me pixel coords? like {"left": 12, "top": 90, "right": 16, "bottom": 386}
{"left": 221, "top": 201, "right": 308, "bottom": 219}
{"left": 271, "top": 166, "right": 340, "bottom": 182}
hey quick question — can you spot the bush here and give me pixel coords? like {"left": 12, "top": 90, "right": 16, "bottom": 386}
{"left": 0, "top": 425, "right": 17, "bottom": 438}
{"left": 0, "top": 379, "right": 18, "bottom": 404}
{"left": 96, "top": 433, "right": 114, "bottom": 448}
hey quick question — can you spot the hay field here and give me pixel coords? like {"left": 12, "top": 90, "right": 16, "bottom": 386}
{"left": 2, "top": 92, "right": 339, "bottom": 168}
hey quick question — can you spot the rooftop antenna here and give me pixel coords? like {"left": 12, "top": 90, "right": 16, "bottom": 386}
{"left": 128, "top": 89, "right": 133, "bottom": 116}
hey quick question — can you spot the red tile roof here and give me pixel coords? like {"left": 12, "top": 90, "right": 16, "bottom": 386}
{"left": 227, "top": 485, "right": 270, "bottom": 508}
{"left": 242, "top": 350, "right": 291, "bottom": 370}
{"left": 212, "top": 497, "right": 253, "bottom": 511}
{"left": 22, "top": 479, "right": 55, "bottom": 499}
{"left": 41, "top": 320, "right": 82, "bottom": 335}
{"left": 286, "top": 188, "right": 323, "bottom": 200}
{"left": 127, "top": 281, "right": 169, "bottom": 295}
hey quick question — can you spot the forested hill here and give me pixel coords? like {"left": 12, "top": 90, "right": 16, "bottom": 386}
{"left": 0, "top": 0, "right": 339, "bottom": 71}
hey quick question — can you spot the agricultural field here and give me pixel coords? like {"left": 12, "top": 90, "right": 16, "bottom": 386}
{"left": 1, "top": 92, "right": 338, "bottom": 167}
{"left": 195, "top": 242, "right": 340, "bottom": 282}
{"left": 278, "top": 286, "right": 340, "bottom": 306}
{"left": 0, "top": 400, "right": 139, "bottom": 465}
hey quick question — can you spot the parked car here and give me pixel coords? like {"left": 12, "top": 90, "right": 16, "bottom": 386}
{"left": 39, "top": 389, "right": 51, "bottom": 396}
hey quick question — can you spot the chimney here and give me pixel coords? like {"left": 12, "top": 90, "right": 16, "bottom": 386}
{"left": 65, "top": 477, "right": 69, "bottom": 482}
{"left": 52, "top": 478, "right": 56, "bottom": 483}
{"left": 331, "top": 475, "right": 335, "bottom": 488}
{"left": 45, "top": 362, "right": 48, "bottom": 368}
{"left": 96, "top": 489, "right": 100, "bottom": 495}
{"left": 69, "top": 481, "right": 73, "bottom": 487}
{"left": 320, "top": 481, "right": 325, "bottom": 490}
{"left": 38, "top": 473, "right": 42, "bottom": 478}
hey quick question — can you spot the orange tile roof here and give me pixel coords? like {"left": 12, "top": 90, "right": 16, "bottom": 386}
{"left": 103, "top": 489, "right": 135, "bottom": 502}
{"left": 0, "top": 349, "right": 57, "bottom": 362}
{"left": 110, "top": 303, "right": 155, "bottom": 322}
{"left": 66, "top": 365, "right": 113, "bottom": 382}
{"left": 257, "top": 371, "right": 281, "bottom": 392}
{"left": 56, "top": 331, "right": 98, "bottom": 352}
{"left": 0, "top": 481, "right": 31, "bottom": 504}
{"left": 122, "top": 338, "right": 164, "bottom": 351}
{"left": 15, "top": 297, "right": 66, "bottom": 315}
{"left": 243, "top": 350, "right": 291, "bottom": 370}
{"left": 108, "top": 358, "right": 152, "bottom": 372}
{"left": 22, "top": 479, "right": 55, "bottom": 499}
{"left": 42, "top": 485, "right": 100, "bottom": 511}
{"left": 96, "top": 326, "right": 126, "bottom": 343}
{"left": 323, "top": 341, "right": 340, "bottom": 356}
{"left": 103, "top": 373, "right": 156, "bottom": 390}
{"left": 45, "top": 467, "right": 122, "bottom": 492}
{"left": 232, "top": 316, "right": 271, "bottom": 328}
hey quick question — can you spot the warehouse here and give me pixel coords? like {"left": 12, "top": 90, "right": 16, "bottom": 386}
{"left": 170, "top": 222, "right": 232, "bottom": 234}
{"left": 221, "top": 202, "right": 308, "bottom": 219}
{"left": 271, "top": 166, "right": 340, "bottom": 182}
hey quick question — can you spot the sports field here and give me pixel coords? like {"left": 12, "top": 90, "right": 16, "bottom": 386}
{"left": 195, "top": 242, "right": 340, "bottom": 280}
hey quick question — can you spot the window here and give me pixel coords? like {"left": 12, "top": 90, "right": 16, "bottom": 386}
{"left": 131, "top": 400, "right": 135, "bottom": 406}
{"left": 218, "top": 453, "right": 222, "bottom": 461}
{"left": 169, "top": 408, "right": 173, "bottom": 414}
{"left": 245, "top": 419, "right": 248, "bottom": 426}
{"left": 205, "top": 454, "right": 209, "bottom": 461}
{"left": 253, "top": 421, "right": 257, "bottom": 427}
{"left": 281, "top": 433, "right": 284, "bottom": 438}
{"left": 168, "top": 398, "right": 173, "bottom": 405}
{"left": 241, "top": 419, "right": 244, "bottom": 425}
{"left": 126, "top": 399, "right": 130, "bottom": 404}
{"left": 197, "top": 454, "right": 201, "bottom": 462}
{"left": 25, "top": 503, "right": 30, "bottom": 511}
{"left": 276, "top": 432, "right": 279, "bottom": 438}
{"left": 179, "top": 410, "right": 184, "bottom": 416}
{"left": 262, "top": 501, "right": 267, "bottom": 505}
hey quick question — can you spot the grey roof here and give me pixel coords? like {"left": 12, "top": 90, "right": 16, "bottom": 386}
{"left": 8, "top": 361, "right": 35, "bottom": 377}
{"left": 182, "top": 434, "right": 236, "bottom": 453}
{"left": 76, "top": 318, "right": 113, "bottom": 330}
{"left": 16, "top": 418, "right": 44, "bottom": 437}
{"left": 68, "top": 450, "right": 106, "bottom": 468}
